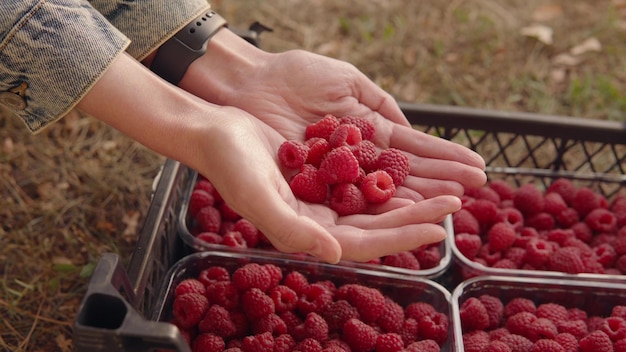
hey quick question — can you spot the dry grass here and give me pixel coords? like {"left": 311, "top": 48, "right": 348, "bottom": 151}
{"left": 1, "top": 0, "right": 625, "bottom": 350}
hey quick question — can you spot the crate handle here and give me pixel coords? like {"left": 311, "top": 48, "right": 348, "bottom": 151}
{"left": 73, "top": 253, "right": 191, "bottom": 352}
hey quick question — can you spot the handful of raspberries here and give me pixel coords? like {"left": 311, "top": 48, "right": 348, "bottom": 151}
{"left": 277, "top": 114, "right": 410, "bottom": 216}
{"left": 170, "top": 262, "right": 448, "bottom": 352}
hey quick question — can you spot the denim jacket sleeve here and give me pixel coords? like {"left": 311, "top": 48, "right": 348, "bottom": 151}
{"left": 0, "top": 0, "right": 210, "bottom": 133}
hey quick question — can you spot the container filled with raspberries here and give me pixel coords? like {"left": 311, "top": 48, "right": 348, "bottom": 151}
{"left": 452, "top": 275, "right": 626, "bottom": 352}
{"left": 450, "top": 177, "right": 626, "bottom": 283}
{"left": 178, "top": 113, "right": 451, "bottom": 279}
{"left": 155, "top": 250, "right": 454, "bottom": 352}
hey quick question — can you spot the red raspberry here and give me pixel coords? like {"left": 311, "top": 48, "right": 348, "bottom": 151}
{"left": 525, "top": 212, "right": 555, "bottom": 231}
{"left": 279, "top": 310, "right": 303, "bottom": 334}
{"left": 359, "top": 170, "right": 396, "bottom": 203}
{"left": 328, "top": 183, "right": 367, "bottom": 216}
{"left": 382, "top": 251, "right": 420, "bottom": 270}
{"left": 195, "top": 178, "right": 216, "bottom": 194}
{"left": 527, "top": 317, "right": 558, "bottom": 341}
{"left": 524, "top": 238, "right": 553, "bottom": 268}
{"left": 242, "top": 332, "right": 275, "bottom": 352}
{"left": 318, "top": 146, "right": 360, "bottom": 184}
{"left": 616, "top": 338, "right": 626, "bottom": 352}
{"left": 556, "top": 319, "right": 588, "bottom": 340}
{"left": 405, "top": 302, "right": 437, "bottom": 322}
{"left": 571, "top": 187, "right": 601, "bottom": 218}
{"left": 262, "top": 264, "right": 282, "bottom": 290}
{"left": 617, "top": 254, "right": 626, "bottom": 273}
{"left": 585, "top": 208, "right": 618, "bottom": 233}
{"left": 544, "top": 192, "right": 568, "bottom": 216}
{"left": 322, "top": 299, "right": 360, "bottom": 332}
{"left": 546, "top": 178, "right": 577, "bottom": 205}
{"left": 460, "top": 297, "right": 490, "bottom": 332}
{"left": 488, "top": 222, "right": 517, "bottom": 252}
{"left": 536, "top": 303, "right": 569, "bottom": 325}
{"left": 579, "top": 330, "right": 613, "bottom": 352}
{"left": 556, "top": 208, "right": 580, "bottom": 228}
{"left": 493, "top": 258, "right": 517, "bottom": 269}
{"left": 269, "top": 285, "right": 298, "bottom": 313}
{"left": 593, "top": 243, "right": 617, "bottom": 268}
{"left": 305, "top": 114, "right": 340, "bottom": 140}
{"left": 601, "top": 316, "right": 626, "bottom": 342}
{"left": 412, "top": 245, "right": 442, "bottom": 270}
{"left": 612, "top": 195, "right": 626, "bottom": 227}
{"left": 233, "top": 263, "right": 272, "bottom": 293}
{"left": 474, "top": 186, "right": 502, "bottom": 204}
{"left": 303, "top": 312, "right": 329, "bottom": 342}
{"left": 546, "top": 246, "right": 585, "bottom": 274}
{"left": 338, "top": 284, "right": 386, "bottom": 323}
{"left": 454, "top": 208, "right": 481, "bottom": 235}
{"left": 513, "top": 184, "right": 545, "bottom": 216}
{"left": 405, "top": 339, "right": 440, "bottom": 352}
{"left": 488, "top": 328, "right": 511, "bottom": 341}
{"left": 485, "top": 340, "right": 513, "bottom": 352}
{"left": 283, "top": 271, "right": 309, "bottom": 295}
{"left": 588, "top": 315, "right": 607, "bottom": 332}
{"left": 506, "top": 312, "right": 537, "bottom": 336}
{"left": 222, "top": 231, "right": 247, "bottom": 248}
{"left": 206, "top": 281, "right": 240, "bottom": 310}
{"left": 479, "top": 294, "right": 504, "bottom": 329}
{"left": 278, "top": 140, "right": 309, "bottom": 169}
{"left": 198, "top": 266, "right": 230, "bottom": 286}
{"left": 304, "top": 137, "right": 331, "bottom": 167}
{"left": 196, "top": 206, "right": 222, "bottom": 233}
{"left": 499, "top": 334, "right": 533, "bottom": 352}
{"left": 192, "top": 333, "right": 225, "bottom": 352}
{"left": 375, "top": 148, "right": 410, "bottom": 186}
{"left": 399, "top": 318, "right": 419, "bottom": 346}
{"left": 613, "top": 306, "right": 626, "bottom": 319}
{"left": 196, "top": 232, "right": 222, "bottom": 245}
{"left": 489, "top": 180, "right": 515, "bottom": 201}
{"left": 296, "top": 338, "right": 323, "bottom": 352}
{"left": 570, "top": 222, "right": 593, "bottom": 243}
{"left": 274, "top": 334, "right": 296, "bottom": 352}
{"left": 568, "top": 307, "right": 588, "bottom": 321}
{"left": 495, "top": 207, "right": 525, "bottom": 230}
{"left": 531, "top": 339, "right": 564, "bottom": 352}
{"left": 504, "top": 247, "right": 527, "bottom": 268}
{"left": 173, "top": 293, "right": 210, "bottom": 329}
{"left": 233, "top": 219, "right": 260, "bottom": 248}
{"left": 418, "top": 311, "right": 449, "bottom": 346}
{"left": 375, "top": 333, "right": 404, "bottom": 352}
{"left": 554, "top": 333, "right": 579, "bottom": 352}
{"left": 289, "top": 164, "right": 329, "bottom": 204}
{"left": 297, "top": 283, "right": 333, "bottom": 315}
{"left": 242, "top": 288, "right": 276, "bottom": 321}
{"left": 189, "top": 189, "right": 215, "bottom": 217}
{"left": 455, "top": 233, "right": 483, "bottom": 260}
{"left": 376, "top": 297, "right": 405, "bottom": 333}
{"left": 615, "top": 237, "right": 626, "bottom": 256}
{"left": 350, "top": 140, "right": 378, "bottom": 172}
{"left": 230, "top": 310, "right": 249, "bottom": 339}
{"left": 463, "top": 330, "right": 490, "bottom": 352}
{"left": 477, "top": 243, "right": 503, "bottom": 265}
{"left": 219, "top": 202, "right": 241, "bottom": 222}
{"left": 342, "top": 318, "right": 379, "bottom": 352}
{"left": 547, "top": 229, "right": 576, "bottom": 246}
{"left": 252, "top": 313, "right": 288, "bottom": 336}
{"left": 324, "top": 339, "right": 351, "bottom": 352}
{"left": 339, "top": 115, "right": 376, "bottom": 141}
{"left": 329, "top": 123, "right": 362, "bottom": 148}
{"left": 175, "top": 278, "right": 207, "bottom": 297}
{"left": 466, "top": 199, "right": 499, "bottom": 227}
{"left": 199, "top": 304, "right": 237, "bottom": 338}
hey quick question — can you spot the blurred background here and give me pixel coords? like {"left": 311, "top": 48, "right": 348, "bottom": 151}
{"left": 1, "top": 0, "right": 625, "bottom": 350}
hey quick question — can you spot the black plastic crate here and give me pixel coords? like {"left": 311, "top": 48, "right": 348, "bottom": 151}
{"left": 73, "top": 103, "right": 626, "bottom": 351}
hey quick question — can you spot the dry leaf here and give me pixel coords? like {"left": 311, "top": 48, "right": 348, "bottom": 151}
{"left": 552, "top": 53, "right": 583, "bottom": 66}
{"left": 520, "top": 24, "right": 553, "bottom": 45}
{"left": 52, "top": 256, "right": 73, "bottom": 265}
{"left": 56, "top": 334, "right": 73, "bottom": 352}
{"left": 3, "top": 137, "right": 13, "bottom": 154}
{"left": 122, "top": 211, "right": 140, "bottom": 241}
{"left": 532, "top": 4, "right": 563, "bottom": 22}
{"left": 570, "top": 37, "right": 602, "bottom": 56}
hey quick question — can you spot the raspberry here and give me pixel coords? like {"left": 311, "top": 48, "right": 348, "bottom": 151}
{"left": 329, "top": 123, "right": 362, "bottom": 148}
{"left": 189, "top": 189, "right": 215, "bottom": 217}
{"left": 418, "top": 311, "right": 449, "bottom": 345}
{"left": 222, "top": 231, "right": 247, "bottom": 248}
{"left": 318, "top": 146, "right": 360, "bottom": 185}
{"left": 506, "top": 312, "right": 537, "bottom": 336}
{"left": 339, "top": 284, "right": 386, "bottom": 323}
{"left": 220, "top": 202, "right": 241, "bottom": 222}
{"left": 328, "top": 183, "right": 368, "bottom": 216}
{"left": 504, "top": 247, "right": 526, "bottom": 268}
{"left": 546, "top": 246, "right": 585, "bottom": 274}
{"left": 489, "top": 328, "right": 511, "bottom": 341}
{"left": 196, "top": 206, "right": 222, "bottom": 233}
{"left": 523, "top": 238, "right": 552, "bottom": 268}
{"left": 303, "top": 312, "right": 329, "bottom": 342}
{"left": 455, "top": 233, "right": 483, "bottom": 260}
{"left": 279, "top": 310, "right": 303, "bottom": 334}
{"left": 283, "top": 271, "right": 309, "bottom": 295}
{"left": 466, "top": 199, "right": 499, "bottom": 226}
{"left": 499, "top": 334, "right": 533, "bottom": 352}
{"left": 570, "top": 222, "right": 593, "bottom": 243}
{"left": 571, "top": 187, "right": 601, "bottom": 218}
{"left": 536, "top": 303, "right": 569, "bottom": 325}
{"left": 593, "top": 243, "right": 617, "bottom": 268}
{"left": 613, "top": 306, "right": 626, "bottom": 320}
{"left": 359, "top": 170, "right": 396, "bottom": 203}
{"left": 488, "top": 222, "right": 517, "bottom": 252}
{"left": 405, "top": 339, "right": 440, "bottom": 352}
{"left": 252, "top": 313, "right": 288, "bottom": 336}
{"left": 324, "top": 339, "right": 351, "bottom": 352}
{"left": 479, "top": 294, "right": 504, "bottom": 329}
{"left": 382, "top": 251, "right": 420, "bottom": 270}
{"left": 554, "top": 333, "right": 578, "bottom": 352}
{"left": 531, "top": 339, "right": 564, "bottom": 352}
{"left": 454, "top": 208, "right": 481, "bottom": 235}
{"left": 474, "top": 186, "right": 502, "bottom": 204}
{"left": 585, "top": 208, "right": 618, "bottom": 233}
{"left": 323, "top": 299, "right": 360, "bottom": 332}
{"left": 199, "top": 304, "right": 237, "bottom": 338}
{"left": 342, "top": 318, "right": 378, "bottom": 352}
{"left": 242, "top": 288, "right": 275, "bottom": 321}
{"left": 306, "top": 114, "right": 340, "bottom": 140}
{"left": 263, "top": 264, "right": 282, "bottom": 290}
{"left": 612, "top": 195, "right": 626, "bottom": 227}
{"left": 568, "top": 307, "right": 588, "bottom": 321}
{"left": 405, "top": 302, "right": 437, "bottom": 322}
{"left": 375, "top": 148, "right": 410, "bottom": 186}
{"left": 399, "top": 318, "right": 419, "bottom": 346}
{"left": 233, "top": 219, "right": 260, "bottom": 248}
{"left": 192, "top": 333, "right": 226, "bottom": 352}
{"left": 232, "top": 263, "right": 272, "bottom": 293}
{"left": 173, "top": 293, "right": 210, "bottom": 329}
{"left": 206, "top": 281, "right": 240, "bottom": 310}
{"left": 525, "top": 212, "right": 555, "bottom": 231}
{"left": 617, "top": 255, "right": 626, "bottom": 273}
{"left": 527, "top": 318, "right": 558, "bottom": 341}
{"left": 196, "top": 232, "right": 222, "bottom": 245}
{"left": 376, "top": 297, "right": 405, "bottom": 333}
{"left": 412, "top": 245, "right": 441, "bottom": 270}
{"left": 615, "top": 237, "right": 626, "bottom": 256}
{"left": 616, "top": 338, "right": 626, "bottom": 352}
{"left": 274, "top": 334, "right": 296, "bottom": 352}
{"left": 547, "top": 229, "right": 575, "bottom": 246}
{"left": 556, "top": 319, "right": 588, "bottom": 340}
{"left": 601, "top": 316, "right": 626, "bottom": 341}
{"left": 588, "top": 316, "right": 607, "bottom": 332}
{"left": 460, "top": 297, "right": 490, "bottom": 332}
{"left": 304, "top": 137, "right": 331, "bottom": 167}
{"left": 463, "top": 330, "right": 490, "bottom": 352}
{"left": 195, "top": 178, "right": 216, "bottom": 195}
{"left": 296, "top": 338, "right": 323, "bottom": 352}
{"left": 339, "top": 115, "right": 376, "bottom": 141}
{"left": 350, "top": 140, "right": 378, "bottom": 172}
{"left": 289, "top": 164, "right": 329, "bottom": 204}
{"left": 513, "top": 184, "right": 545, "bottom": 216}
{"left": 297, "top": 283, "right": 333, "bottom": 315}
{"left": 489, "top": 180, "right": 515, "bottom": 201}
{"left": 544, "top": 192, "right": 568, "bottom": 216}
{"left": 556, "top": 208, "right": 580, "bottom": 228}
{"left": 269, "top": 285, "right": 298, "bottom": 313}
{"left": 485, "top": 340, "right": 514, "bottom": 352}
{"left": 375, "top": 333, "right": 403, "bottom": 352}
{"left": 198, "top": 266, "right": 230, "bottom": 286}
{"left": 242, "top": 332, "right": 275, "bottom": 352}
{"left": 495, "top": 207, "right": 525, "bottom": 230}
{"left": 546, "top": 178, "right": 577, "bottom": 205}
{"left": 579, "top": 330, "right": 613, "bottom": 352}
{"left": 175, "top": 278, "right": 207, "bottom": 297}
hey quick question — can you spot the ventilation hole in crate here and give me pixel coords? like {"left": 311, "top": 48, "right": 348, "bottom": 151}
{"left": 76, "top": 293, "right": 128, "bottom": 329}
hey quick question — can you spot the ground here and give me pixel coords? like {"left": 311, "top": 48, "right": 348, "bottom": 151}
{"left": 1, "top": 0, "right": 625, "bottom": 351}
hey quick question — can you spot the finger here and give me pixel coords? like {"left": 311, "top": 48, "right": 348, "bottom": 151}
{"left": 352, "top": 71, "right": 412, "bottom": 127}
{"left": 335, "top": 223, "right": 448, "bottom": 262}
{"left": 406, "top": 155, "right": 488, "bottom": 191}
{"left": 400, "top": 175, "right": 466, "bottom": 199}
{"left": 366, "top": 197, "right": 416, "bottom": 214}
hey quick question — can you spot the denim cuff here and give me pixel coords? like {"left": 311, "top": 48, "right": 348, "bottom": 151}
{"left": 1, "top": 0, "right": 130, "bottom": 133}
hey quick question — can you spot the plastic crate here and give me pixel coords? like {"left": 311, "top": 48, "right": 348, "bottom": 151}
{"left": 73, "top": 103, "right": 626, "bottom": 351}
{"left": 450, "top": 275, "right": 626, "bottom": 352}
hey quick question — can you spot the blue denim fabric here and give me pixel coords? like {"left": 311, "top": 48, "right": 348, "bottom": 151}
{"left": 0, "top": 0, "right": 210, "bottom": 133}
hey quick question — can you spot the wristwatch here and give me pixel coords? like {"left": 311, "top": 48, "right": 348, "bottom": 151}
{"left": 151, "top": 11, "right": 228, "bottom": 85}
